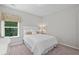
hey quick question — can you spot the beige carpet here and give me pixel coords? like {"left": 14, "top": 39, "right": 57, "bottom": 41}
{"left": 7, "top": 44, "right": 79, "bottom": 55}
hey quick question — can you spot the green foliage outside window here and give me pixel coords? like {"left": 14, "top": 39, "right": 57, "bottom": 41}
{"left": 5, "top": 21, "right": 17, "bottom": 27}
{"left": 5, "top": 21, "right": 18, "bottom": 37}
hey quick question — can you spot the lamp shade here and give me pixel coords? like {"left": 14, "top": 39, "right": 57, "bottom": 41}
{"left": 38, "top": 23, "right": 47, "bottom": 34}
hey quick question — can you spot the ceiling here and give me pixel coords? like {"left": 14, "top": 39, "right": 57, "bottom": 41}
{"left": 4, "top": 4, "right": 77, "bottom": 17}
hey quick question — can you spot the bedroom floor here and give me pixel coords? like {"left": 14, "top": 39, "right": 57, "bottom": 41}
{"left": 7, "top": 44, "right": 79, "bottom": 55}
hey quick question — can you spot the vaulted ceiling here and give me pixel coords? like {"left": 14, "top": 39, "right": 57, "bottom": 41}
{"left": 3, "top": 4, "right": 77, "bottom": 17}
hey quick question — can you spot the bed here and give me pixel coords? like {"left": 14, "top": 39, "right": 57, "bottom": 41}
{"left": 23, "top": 26, "right": 58, "bottom": 55}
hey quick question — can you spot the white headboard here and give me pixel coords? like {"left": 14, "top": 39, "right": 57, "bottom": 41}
{"left": 22, "top": 26, "right": 38, "bottom": 35}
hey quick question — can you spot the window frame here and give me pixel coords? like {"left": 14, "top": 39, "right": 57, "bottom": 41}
{"left": 1, "top": 21, "right": 20, "bottom": 38}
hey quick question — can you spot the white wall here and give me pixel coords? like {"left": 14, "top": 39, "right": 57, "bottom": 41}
{"left": 77, "top": 7, "right": 79, "bottom": 48}
{"left": 0, "top": 5, "right": 42, "bottom": 46}
{"left": 43, "top": 6, "right": 79, "bottom": 48}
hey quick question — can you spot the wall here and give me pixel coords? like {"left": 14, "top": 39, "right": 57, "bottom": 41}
{"left": 0, "top": 5, "right": 42, "bottom": 46}
{"left": 77, "top": 6, "right": 79, "bottom": 48}
{"left": 43, "top": 6, "right": 79, "bottom": 49}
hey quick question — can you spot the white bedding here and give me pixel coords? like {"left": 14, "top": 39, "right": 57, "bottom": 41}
{"left": 23, "top": 34, "right": 58, "bottom": 55}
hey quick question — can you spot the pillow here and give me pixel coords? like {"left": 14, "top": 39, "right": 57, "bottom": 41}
{"left": 26, "top": 32, "right": 32, "bottom": 35}
{"left": 31, "top": 30, "right": 37, "bottom": 34}
{"left": 36, "top": 31, "right": 40, "bottom": 34}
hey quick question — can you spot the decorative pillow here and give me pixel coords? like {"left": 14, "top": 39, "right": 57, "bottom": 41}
{"left": 36, "top": 31, "right": 40, "bottom": 34}
{"left": 26, "top": 32, "right": 32, "bottom": 35}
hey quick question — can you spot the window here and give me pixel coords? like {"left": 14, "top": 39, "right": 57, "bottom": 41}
{"left": 1, "top": 21, "right": 19, "bottom": 37}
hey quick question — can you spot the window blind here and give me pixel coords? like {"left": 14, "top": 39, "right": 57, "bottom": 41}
{"left": 0, "top": 12, "right": 21, "bottom": 22}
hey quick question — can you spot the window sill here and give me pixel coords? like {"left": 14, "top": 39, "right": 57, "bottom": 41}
{"left": 4, "top": 36, "right": 20, "bottom": 38}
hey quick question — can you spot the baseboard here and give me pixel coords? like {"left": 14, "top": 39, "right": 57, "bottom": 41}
{"left": 59, "top": 43, "right": 79, "bottom": 50}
